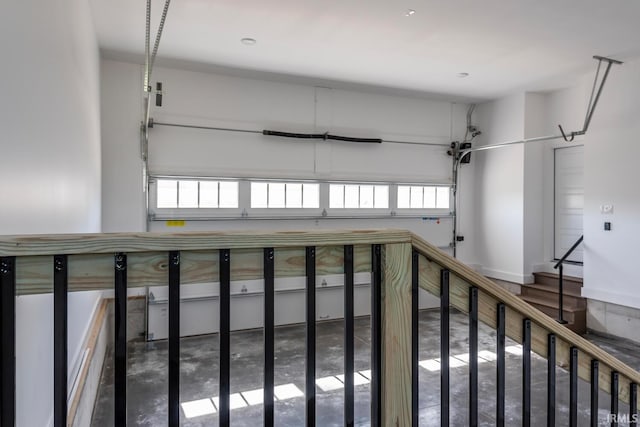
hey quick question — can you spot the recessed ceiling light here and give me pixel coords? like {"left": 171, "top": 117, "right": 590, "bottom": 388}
{"left": 241, "top": 38, "right": 256, "bottom": 46}
{"left": 405, "top": 9, "right": 416, "bottom": 16}
{"left": 457, "top": 72, "right": 470, "bottom": 78}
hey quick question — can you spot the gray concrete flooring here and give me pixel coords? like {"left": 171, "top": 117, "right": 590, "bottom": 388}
{"left": 91, "top": 309, "right": 637, "bottom": 426}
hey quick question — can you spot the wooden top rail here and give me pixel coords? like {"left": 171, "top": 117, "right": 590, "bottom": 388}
{"left": 0, "top": 229, "right": 412, "bottom": 257}
{"left": 411, "top": 234, "right": 640, "bottom": 391}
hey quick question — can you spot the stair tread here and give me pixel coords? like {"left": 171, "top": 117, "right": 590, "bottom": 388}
{"left": 520, "top": 294, "right": 586, "bottom": 313}
{"left": 533, "top": 271, "right": 583, "bottom": 283}
{"left": 525, "top": 304, "right": 584, "bottom": 332}
{"left": 522, "top": 283, "right": 584, "bottom": 298}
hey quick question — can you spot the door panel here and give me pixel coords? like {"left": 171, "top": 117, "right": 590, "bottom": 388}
{"left": 554, "top": 146, "right": 584, "bottom": 262}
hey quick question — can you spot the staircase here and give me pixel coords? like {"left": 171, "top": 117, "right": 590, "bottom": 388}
{"left": 520, "top": 272, "right": 586, "bottom": 334}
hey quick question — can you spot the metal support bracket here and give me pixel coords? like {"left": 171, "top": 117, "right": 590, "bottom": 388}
{"left": 557, "top": 55, "right": 624, "bottom": 141}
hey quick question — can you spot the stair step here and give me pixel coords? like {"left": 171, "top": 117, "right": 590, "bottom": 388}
{"left": 520, "top": 296, "right": 586, "bottom": 334}
{"left": 520, "top": 294, "right": 583, "bottom": 314}
{"left": 520, "top": 284, "right": 586, "bottom": 309}
{"left": 532, "top": 272, "right": 583, "bottom": 293}
{"left": 522, "top": 283, "right": 583, "bottom": 297}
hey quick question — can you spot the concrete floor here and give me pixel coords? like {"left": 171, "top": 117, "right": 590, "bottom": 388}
{"left": 91, "top": 309, "right": 636, "bottom": 426}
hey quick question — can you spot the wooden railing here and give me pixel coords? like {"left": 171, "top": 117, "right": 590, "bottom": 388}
{"left": 0, "top": 229, "right": 639, "bottom": 426}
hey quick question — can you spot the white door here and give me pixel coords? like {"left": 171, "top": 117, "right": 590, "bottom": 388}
{"left": 554, "top": 145, "right": 584, "bottom": 262}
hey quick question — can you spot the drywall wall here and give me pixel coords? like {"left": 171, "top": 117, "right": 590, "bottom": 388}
{"left": 0, "top": 0, "right": 101, "bottom": 235}
{"left": 579, "top": 57, "right": 640, "bottom": 310}
{"left": 101, "top": 60, "right": 147, "bottom": 232}
{"left": 522, "top": 93, "right": 546, "bottom": 278}
{"left": 473, "top": 93, "right": 526, "bottom": 282}
{"left": 472, "top": 91, "right": 583, "bottom": 283}
{"left": 0, "top": 0, "right": 102, "bottom": 425}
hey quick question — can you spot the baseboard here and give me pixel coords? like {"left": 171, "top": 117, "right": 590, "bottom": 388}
{"left": 68, "top": 299, "right": 109, "bottom": 427}
{"left": 480, "top": 267, "right": 532, "bottom": 285}
{"left": 68, "top": 295, "right": 102, "bottom": 401}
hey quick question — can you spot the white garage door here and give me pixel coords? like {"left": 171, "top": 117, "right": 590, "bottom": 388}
{"left": 554, "top": 145, "right": 584, "bottom": 262}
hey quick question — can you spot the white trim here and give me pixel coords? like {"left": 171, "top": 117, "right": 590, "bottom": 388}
{"left": 68, "top": 296, "right": 101, "bottom": 395}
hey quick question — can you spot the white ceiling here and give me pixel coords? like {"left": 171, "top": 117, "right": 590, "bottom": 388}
{"left": 91, "top": 0, "right": 640, "bottom": 100}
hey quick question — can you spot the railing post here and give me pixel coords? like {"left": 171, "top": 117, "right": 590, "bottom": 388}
{"left": 611, "top": 371, "right": 619, "bottom": 427}
{"left": 441, "top": 269, "right": 450, "bottom": 427}
{"left": 264, "top": 248, "right": 275, "bottom": 427}
{"left": 469, "top": 287, "right": 479, "bottom": 427}
{"left": 371, "top": 245, "right": 382, "bottom": 427}
{"left": 497, "top": 303, "right": 506, "bottom": 427}
{"left": 412, "top": 250, "right": 420, "bottom": 427}
{"left": 219, "top": 249, "right": 231, "bottom": 427}
{"left": 558, "top": 264, "right": 567, "bottom": 324}
{"left": 630, "top": 383, "right": 638, "bottom": 427}
{"left": 114, "top": 253, "right": 128, "bottom": 426}
{"left": 168, "top": 251, "right": 181, "bottom": 427}
{"left": 344, "top": 245, "right": 355, "bottom": 427}
{"left": 305, "top": 246, "right": 316, "bottom": 427}
{"left": 53, "top": 255, "right": 68, "bottom": 427}
{"left": 380, "top": 243, "right": 413, "bottom": 426}
{"left": 523, "top": 319, "right": 531, "bottom": 427}
{"left": 591, "top": 360, "right": 599, "bottom": 427}
{"left": 0, "top": 257, "right": 16, "bottom": 427}
{"left": 547, "top": 334, "right": 556, "bottom": 427}
{"left": 570, "top": 347, "right": 578, "bottom": 427}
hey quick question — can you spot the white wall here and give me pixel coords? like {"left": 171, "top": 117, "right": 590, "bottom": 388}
{"left": 472, "top": 91, "right": 586, "bottom": 283}
{"left": 473, "top": 94, "right": 526, "bottom": 282}
{"left": 523, "top": 94, "right": 547, "bottom": 278}
{"left": 101, "top": 60, "right": 146, "bottom": 232}
{"left": 0, "top": 1, "right": 101, "bottom": 236}
{"left": 579, "top": 58, "right": 640, "bottom": 309}
{"left": 0, "top": 0, "right": 102, "bottom": 425}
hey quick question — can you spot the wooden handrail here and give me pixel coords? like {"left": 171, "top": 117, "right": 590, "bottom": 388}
{"left": 411, "top": 233, "right": 640, "bottom": 407}
{"left": 0, "top": 229, "right": 411, "bottom": 256}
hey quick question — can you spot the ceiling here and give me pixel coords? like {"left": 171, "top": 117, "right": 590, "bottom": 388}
{"left": 91, "top": 0, "right": 640, "bottom": 101}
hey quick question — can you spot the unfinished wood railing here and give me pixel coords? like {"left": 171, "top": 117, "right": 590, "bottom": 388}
{"left": 0, "top": 229, "right": 639, "bottom": 426}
